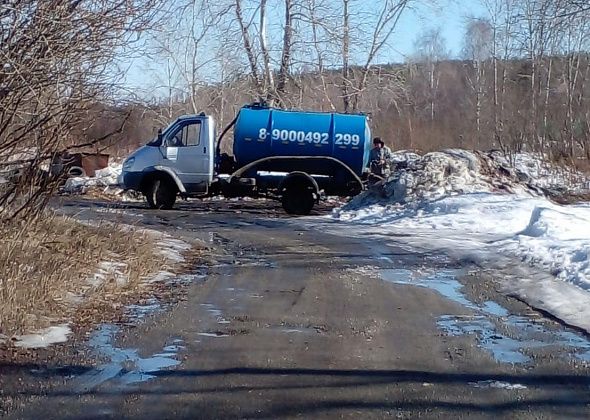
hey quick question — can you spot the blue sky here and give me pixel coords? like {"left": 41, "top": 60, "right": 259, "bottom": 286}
{"left": 385, "top": 0, "right": 488, "bottom": 62}
{"left": 121, "top": 0, "right": 489, "bottom": 95}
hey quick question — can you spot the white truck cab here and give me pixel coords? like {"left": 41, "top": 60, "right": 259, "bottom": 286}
{"left": 119, "top": 114, "right": 215, "bottom": 208}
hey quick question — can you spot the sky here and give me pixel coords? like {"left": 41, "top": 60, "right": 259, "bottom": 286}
{"left": 121, "top": 0, "right": 489, "bottom": 96}
{"left": 386, "top": 0, "right": 489, "bottom": 62}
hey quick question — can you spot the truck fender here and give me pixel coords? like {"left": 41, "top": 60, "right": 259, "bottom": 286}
{"left": 149, "top": 166, "right": 187, "bottom": 194}
{"left": 279, "top": 171, "right": 319, "bottom": 197}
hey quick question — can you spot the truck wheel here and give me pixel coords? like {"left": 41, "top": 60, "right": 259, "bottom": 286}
{"left": 282, "top": 188, "right": 315, "bottom": 215}
{"left": 146, "top": 177, "right": 177, "bottom": 209}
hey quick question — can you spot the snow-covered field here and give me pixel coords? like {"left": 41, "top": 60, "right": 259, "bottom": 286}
{"left": 331, "top": 150, "right": 590, "bottom": 332}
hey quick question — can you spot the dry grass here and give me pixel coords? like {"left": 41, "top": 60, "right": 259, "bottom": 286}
{"left": 0, "top": 214, "right": 167, "bottom": 336}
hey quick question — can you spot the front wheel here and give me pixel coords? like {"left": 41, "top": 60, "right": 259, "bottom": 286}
{"left": 281, "top": 187, "right": 315, "bottom": 215}
{"left": 145, "top": 178, "right": 177, "bottom": 209}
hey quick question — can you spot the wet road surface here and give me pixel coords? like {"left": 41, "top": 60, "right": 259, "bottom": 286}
{"left": 7, "top": 198, "right": 590, "bottom": 418}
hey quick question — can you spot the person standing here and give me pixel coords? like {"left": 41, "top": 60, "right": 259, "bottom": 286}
{"left": 368, "top": 137, "right": 391, "bottom": 177}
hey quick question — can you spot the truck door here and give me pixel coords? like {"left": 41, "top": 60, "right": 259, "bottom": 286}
{"left": 161, "top": 120, "right": 210, "bottom": 192}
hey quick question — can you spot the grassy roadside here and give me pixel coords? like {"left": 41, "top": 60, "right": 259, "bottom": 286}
{"left": 0, "top": 214, "right": 179, "bottom": 338}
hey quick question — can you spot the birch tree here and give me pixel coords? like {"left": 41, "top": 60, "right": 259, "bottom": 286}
{"left": 462, "top": 18, "right": 493, "bottom": 146}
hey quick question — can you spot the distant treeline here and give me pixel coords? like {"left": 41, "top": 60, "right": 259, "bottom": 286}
{"left": 93, "top": 55, "right": 590, "bottom": 167}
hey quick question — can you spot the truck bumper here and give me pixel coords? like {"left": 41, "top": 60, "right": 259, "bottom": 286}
{"left": 118, "top": 171, "right": 143, "bottom": 191}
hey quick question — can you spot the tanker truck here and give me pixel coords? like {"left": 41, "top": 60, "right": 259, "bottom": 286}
{"left": 119, "top": 103, "right": 371, "bottom": 215}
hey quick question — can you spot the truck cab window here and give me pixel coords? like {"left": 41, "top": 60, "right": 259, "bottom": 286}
{"left": 166, "top": 122, "right": 201, "bottom": 147}
{"left": 185, "top": 122, "right": 201, "bottom": 146}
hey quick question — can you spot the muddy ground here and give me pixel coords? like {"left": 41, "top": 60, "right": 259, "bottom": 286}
{"left": 2, "top": 197, "right": 590, "bottom": 419}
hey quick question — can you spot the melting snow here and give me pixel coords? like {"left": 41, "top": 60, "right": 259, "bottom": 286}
{"left": 470, "top": 380, "right": 527, "bottom": 390}
{"left": 331, "top": 150, "right": 590, "bottom": 332}
{"left": 501, "top": 152, "right": 590, "bottom": 193}
{"left": 14, "top": 324, "right": 72, "bottom": 348}
{"left": 88, "top": 261, "right": 129, "bottom": 288}
{"left": 72, "top": 325, "right": 182, "bottom": 392}
{"left": 155, "top": 237, "right": 192, "bottom": 263}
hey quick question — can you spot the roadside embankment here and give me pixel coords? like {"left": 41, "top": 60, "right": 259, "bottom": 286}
{"left": 0, "top": 213, "right": 203, "bottom": 349}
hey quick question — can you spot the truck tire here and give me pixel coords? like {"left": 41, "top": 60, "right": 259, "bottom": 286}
{"left": 282, "top": 187, "right": 315, "bottom": 215}
{"left": 146, "top": 177, "right": 177, "bottom": 210}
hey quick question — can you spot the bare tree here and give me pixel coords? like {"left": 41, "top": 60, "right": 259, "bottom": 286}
{"left": 0, "top": 0, "right": 163, "bottom": 220}
{"left": 339, "top": 0, "right": 413, "bottom": 112}
{"left": 411, "top": 27, "right": 450, "bottom": 121}
{"left": 462, "top": 18, "right": 493, "bottom": 146}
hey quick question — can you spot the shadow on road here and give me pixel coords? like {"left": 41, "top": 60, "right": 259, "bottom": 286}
{"left": 3, "top": 363, "right": 590, "bottom": 416}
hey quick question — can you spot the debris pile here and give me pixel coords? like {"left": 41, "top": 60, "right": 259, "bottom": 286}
{"left": 62, "top": 162, "right": 121, "bottom": 194}
{"left": 61, "top": 162, "right": 141, "bottom": 201}
{"left": 348, "top": 149, "right": 543, "bottom": 210}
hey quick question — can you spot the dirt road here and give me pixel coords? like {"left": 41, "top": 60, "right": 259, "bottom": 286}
{"left": 5, "top": 198, "right": 590, "bottom": 419}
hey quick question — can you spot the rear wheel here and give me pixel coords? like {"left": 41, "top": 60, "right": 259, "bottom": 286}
{"left": 145, "top": 177, "right": 177, "bottom": 209}
{"left": 282, "top": 187, "right": 315, "bottom": 215}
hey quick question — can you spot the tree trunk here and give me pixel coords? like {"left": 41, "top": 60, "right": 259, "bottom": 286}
{"left": 259, "top": 0, "right": 275, "bottom": 101}
{"left": 341, "top": 0, "right": 351, "bottom": 113}
{"left": 276, "top": 0, "right": 293, "bottom": 105}
{"left": 235, "top": 0, "right": 263, "bottom": 98}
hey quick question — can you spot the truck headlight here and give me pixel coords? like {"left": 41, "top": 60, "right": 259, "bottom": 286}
{"left": 123, "top": 157, "right": 135, "bottom": 171}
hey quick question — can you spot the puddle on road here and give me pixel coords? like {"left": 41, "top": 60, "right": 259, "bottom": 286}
{"left": 382, "top": 269, "right": 475, "bottom": 309}
{"left": 381, "top": 267, "right": 590, "bottom": 364}
{"left": 72, "top": 325, "right": 183, "bottom": 393}
{"left": 208, "top": 232, "right": 277, "bottom": 269}
{"left": 437, "top": 315, "right": 532, "bottom": 364}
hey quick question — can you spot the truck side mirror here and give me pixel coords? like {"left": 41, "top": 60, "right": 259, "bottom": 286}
{"left": 157, "top": 128, "right": 163, "bottom": 142}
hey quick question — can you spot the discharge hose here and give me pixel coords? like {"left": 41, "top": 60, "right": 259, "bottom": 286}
{"left": 215, "top": 112, "right": 240, "bottom": 162}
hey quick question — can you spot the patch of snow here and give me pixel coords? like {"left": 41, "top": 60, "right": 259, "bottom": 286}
{"left": 65, "top": 292, "right": 85, "bottom": 305}
{"left": 88, "top": 261, "right": 128, "bottom": 288}
{"left": 94, "top": 207, "right": 143, "bottom": 217}
{"left": 507, "top": 204, "right": 590, "bottom": 289}
{"left": 470, "top": 380, "right": 527, "bottom": 390}
{"left": 197, "top": 332, "right": 229, "bottom": 338}
{"left": 345, "top": 150, "right": 538, "bottom": 212}
{"left": 389, "top": 150, "right": 422, "bottom": 165}
{"left": 335, "top": 193, "right": 590, "bottom": 294}
{"left": 157, "top": 238, "right": 191, "bottom": 263}
{"left": 14, "top": 324, "right": 72, "bottom": 348}
{"left": 145, "top": 271, "right": 176, "bottom": 284}
{"left": 498, "top": 152, "right": 590, "bottom": 194}
{"left": 72, "top": 325, "right": 182, "bottom": 391}
{"left": 62, "top": 162, "right": 122, "bottom": 194}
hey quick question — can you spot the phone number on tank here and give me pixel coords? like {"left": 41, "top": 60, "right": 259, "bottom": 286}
{"left": 257, "top": 128, "right": 361, "bottom": 146}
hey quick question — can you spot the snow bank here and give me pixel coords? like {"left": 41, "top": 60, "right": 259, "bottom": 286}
{"left": 338, "top": 193, "right": 590, "bottom": 289}
{"left": 507, "top": 203, "right": 590, "bottom": 289}
{"left": 500, "top": 152, "right": 590, "bottom": 194}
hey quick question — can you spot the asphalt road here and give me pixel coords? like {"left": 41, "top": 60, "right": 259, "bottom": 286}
{"left": 6, "top": 198, "right": 590, "bottom": 419}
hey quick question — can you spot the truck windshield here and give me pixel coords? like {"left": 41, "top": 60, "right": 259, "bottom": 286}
{"left": 146, "top": 122, "right": 174, "bottom": 147}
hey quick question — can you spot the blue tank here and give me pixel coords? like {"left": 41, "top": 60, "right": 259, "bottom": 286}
{"left": 232, "top": 105, "right": 371, "bottom": 177}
